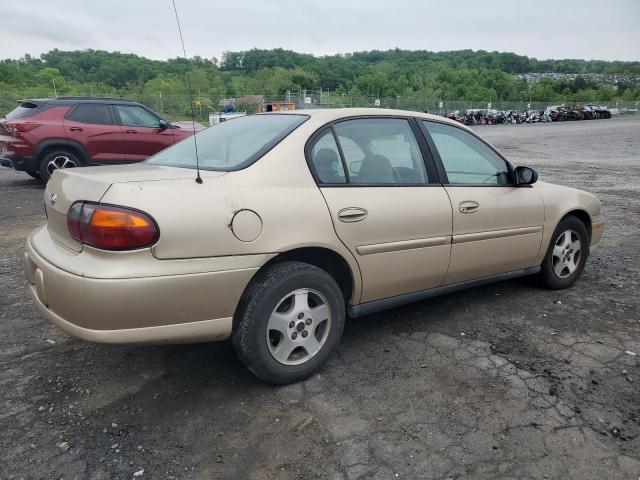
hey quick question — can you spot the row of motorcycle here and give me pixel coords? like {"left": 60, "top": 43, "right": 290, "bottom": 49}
{"left": 441, "top": 104, "right": 612, "bottom": 125}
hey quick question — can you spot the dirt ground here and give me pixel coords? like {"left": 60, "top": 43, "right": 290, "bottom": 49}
{"left": 1, "top": 117, "right": 639, "bottom": 480}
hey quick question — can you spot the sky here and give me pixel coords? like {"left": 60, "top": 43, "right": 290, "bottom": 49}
{"left": 1, "top": 0, "right": 639, "bottom": 62}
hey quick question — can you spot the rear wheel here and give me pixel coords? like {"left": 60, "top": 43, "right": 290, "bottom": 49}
{"left": 39, "top": 150, "right": 81, "bottom": 183}
{"left": 540, "top": 216, "right": 589, "bottom": 289}
{"left": 232, "top": 261, "right": 345, "bottom": 384}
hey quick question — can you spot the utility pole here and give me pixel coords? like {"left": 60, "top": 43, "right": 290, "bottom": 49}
{"left": 52, "top": 79, "right": 58, "bottom": 97}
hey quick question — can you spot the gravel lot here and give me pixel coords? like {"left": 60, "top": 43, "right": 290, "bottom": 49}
{"left": 1, "top": 117, "right": 639, "bottom": 480}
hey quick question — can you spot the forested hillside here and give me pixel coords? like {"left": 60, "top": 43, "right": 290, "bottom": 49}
{"left": 1, "top": 48, "right": 639, "bottom": 116}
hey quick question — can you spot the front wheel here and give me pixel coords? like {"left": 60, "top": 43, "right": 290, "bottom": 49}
{"left": 232, "top": 261, "right": 345, "bottom": 384}
{"left": 540, "top": 216, "right": 589, "bottom": 289}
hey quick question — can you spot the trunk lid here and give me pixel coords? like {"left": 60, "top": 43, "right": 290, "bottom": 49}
{"left": 44, "top": 164, "right": 225, "bottom": 251}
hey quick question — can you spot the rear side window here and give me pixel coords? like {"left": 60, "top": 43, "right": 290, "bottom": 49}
{"left": 309, "top": 129, "right": 346, "bottom": 184}
{"left": 67, "top": 104, "right": 113, "bottom": 125}
{"left": 147, "top": 114, "right": 309, "bottom": 171}
{"left": 5, "top": 101, "right": 40, "bottom": 120}
{"left": 309, "top": 118, "right": 428, "bottom": 185}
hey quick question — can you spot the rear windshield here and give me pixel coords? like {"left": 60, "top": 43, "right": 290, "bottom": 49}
{"left": 146, "top": 114, "right": 309, "bottom": 171}
{"left": 4, "top": 101, "right": 40, "bottom": 120}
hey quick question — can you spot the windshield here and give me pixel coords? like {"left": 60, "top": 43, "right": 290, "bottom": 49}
{"left": 146, "top": 114, "right": 309, "bottom": 171}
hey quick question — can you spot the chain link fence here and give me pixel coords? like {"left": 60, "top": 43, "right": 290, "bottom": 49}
{"left": 1, "top": 91, "right": 638, "bottom": 124}
{"left": 285, "top": 92, "right": 640, "bottom": 116}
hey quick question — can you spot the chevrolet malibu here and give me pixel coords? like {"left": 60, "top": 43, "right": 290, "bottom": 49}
{"left": 24, "top": 109, "right": 604, "bottom": 384}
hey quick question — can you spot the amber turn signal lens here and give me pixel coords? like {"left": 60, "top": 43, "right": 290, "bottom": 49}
{"left": 67, "top": 202, "right": 159, "bottom": 250}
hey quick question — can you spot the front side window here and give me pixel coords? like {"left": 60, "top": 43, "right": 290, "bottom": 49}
{"left": 330, "top": 118, "right": 428, "bottom": 185}
{"left": 309, "top": 129, "right": 346, "bottom": 184}
{"left": 147, "top": 114, "right": 308, "bottom": 171}
{"left": 423, "top": 121, "right": 511, "bottom": 185}
{"left": 67, "top": 104, "right": 112, "bottom": 125}
{"left": 115, "top": 105, "right": 162, "bottom": 128}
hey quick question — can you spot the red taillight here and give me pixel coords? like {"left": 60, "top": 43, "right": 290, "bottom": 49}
{"left": 5, "top": 121, "right": 40, "bottom": 134}
{"left": 67, "top": 202, "right": 82, "bottom": 240}
{"left": 67, "top": 202, "right": 159, "bottom": 250}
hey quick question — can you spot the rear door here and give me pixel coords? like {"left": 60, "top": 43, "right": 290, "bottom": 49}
{"left": 113, "top": 104, "right": 176, "bottom": 162}
{"left": 308, "top": 117, "right": 453, "bottom": 303}
{"left": 63, "top": 103, "right": 126, "bottom": 163}
{"left": 421, "top": 120, "right": 544, "bottom": 285}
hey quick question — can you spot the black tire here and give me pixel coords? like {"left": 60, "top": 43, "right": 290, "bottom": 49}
{"left": 540, "top": 216, "right": 589, "bottom": 289}
{"left": 39, "top": 150, "right": 82, "bottom": 183}
{"left": 232, "top": 261, "right": 345, "bottom": 384}
{"left": 26, "top": 170, "right": 41, "bottom": 180}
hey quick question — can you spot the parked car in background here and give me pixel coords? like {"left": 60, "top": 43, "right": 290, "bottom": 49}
{"left": 584, "top": 104, "right": 612, "bottom": 119}
{"left": 171, "top": 120, "right": 207, "bottom": 132}
{"left": 24, "top": 109, "right": 604, "bottom": 384}
{"left": 0, "top": 97, "right": 192, "bottom": 182}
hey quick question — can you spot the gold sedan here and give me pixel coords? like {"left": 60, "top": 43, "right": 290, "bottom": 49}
{"left": 24, "top": 109, "right": 604, "bottom": 383}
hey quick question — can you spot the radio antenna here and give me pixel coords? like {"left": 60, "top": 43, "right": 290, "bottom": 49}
{"left": 171, "top": 0, "right": 202, "bottom": 184}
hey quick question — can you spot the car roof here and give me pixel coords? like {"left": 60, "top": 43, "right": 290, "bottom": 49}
{"left": 270, "top": 108, "right": 474, "bottom": 132}
{"left": 21, "top": 97, "right": 140, "bottom": 106}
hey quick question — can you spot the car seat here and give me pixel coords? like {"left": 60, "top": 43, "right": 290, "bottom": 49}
{"left": 356, "top": 154, "right": 395, "bottom": 183}
{"left": 313, "top": 148, "right": 344, "bottom": 183}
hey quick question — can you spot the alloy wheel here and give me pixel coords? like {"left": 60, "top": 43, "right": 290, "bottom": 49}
{"left": 266, "top": 288, "right": 332, "bottom": 365}
{"left": 46, "top": 155, "right": 79, "bottom": 176}
{"left": 551, "top": 229, "right": 582, "bottom": 279}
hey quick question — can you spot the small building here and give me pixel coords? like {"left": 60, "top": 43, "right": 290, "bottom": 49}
{"left": 257, "top": 101, "right": 296, "bottom": 113}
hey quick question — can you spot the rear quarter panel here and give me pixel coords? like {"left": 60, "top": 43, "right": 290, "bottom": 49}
{"left": 15, "top": 106, "right": 69, "bottom": 158}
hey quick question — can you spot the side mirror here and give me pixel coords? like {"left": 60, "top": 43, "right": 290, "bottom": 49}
{"left": 515, "top": 166, "right": 538, "bottom": 185}
{"left": 158, "top": 119, "right": 170, "bottom": 129}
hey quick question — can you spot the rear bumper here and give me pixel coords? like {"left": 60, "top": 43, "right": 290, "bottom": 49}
{"left": 27, "top": 288, "right": 234, "bottom": 344}
{"left": 25, "top": 226, "right": 271, "bottom": 344}
{"left": 2, "top": 155, "right": 38, "bottom": 172}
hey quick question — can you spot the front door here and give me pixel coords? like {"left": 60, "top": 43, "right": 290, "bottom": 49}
{"left": 421, "top": 120, "right": 544, "bottom": 285}
{"left": 113, "top": 104, "right": 176, "bottom": 162}
{"left": 308, "top": 117, "right": 453, "bottom": 303}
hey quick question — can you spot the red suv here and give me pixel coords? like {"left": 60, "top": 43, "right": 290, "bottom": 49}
{"left": 0, "top": 97, "right": 193, "bottom": 182}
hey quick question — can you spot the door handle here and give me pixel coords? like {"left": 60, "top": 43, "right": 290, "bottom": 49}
{"left": 459, "top": 201, "right": 480, "bottom": 214}
{"left": 125, "top": 129, "right": 137, "bottom": 134}
{"left": 68, "top": 126, "right": 83, "bottom": 132}
{"left": 338, "top": 207, "right": 368, "bottom": 223}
